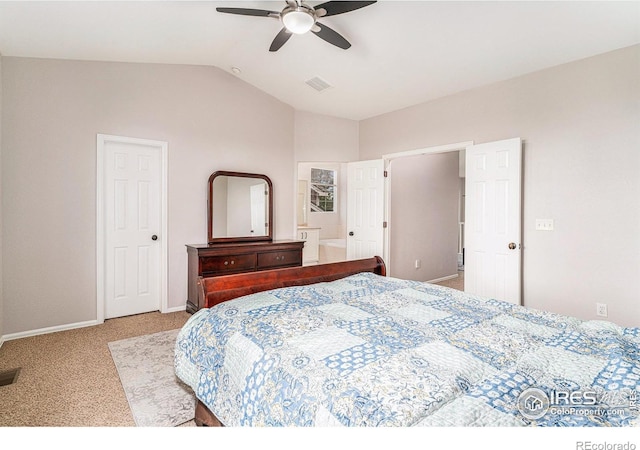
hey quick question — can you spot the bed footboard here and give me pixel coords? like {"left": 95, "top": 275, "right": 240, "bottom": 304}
{"left": 194, "top": 400, "right": 224, "bottom": 427}
{"left": 197, "top": 256, "right": 386, "bottom": 309}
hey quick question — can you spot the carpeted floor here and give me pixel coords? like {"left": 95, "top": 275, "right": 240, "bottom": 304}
{"left": 432, "top": 270, "right": 464, "bottom": 291}
{"left": 0, "top": 310, "right": 193, "bottom": 427}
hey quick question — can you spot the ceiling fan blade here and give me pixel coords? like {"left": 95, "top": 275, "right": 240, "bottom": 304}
{"left": 216, "top": 7, "right": 279, "bottom": 18}
{"left": 312, "top": 22, "right": 351, "bottom": 50}
{"left": 269, "top": 28, "right": 293, "bottom": 52}
{"left": 314, "top": 1, "right": 376, "bottom": 17}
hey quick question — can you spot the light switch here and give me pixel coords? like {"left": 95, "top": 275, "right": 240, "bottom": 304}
{"left": 535, "top": 219, "right": 554, "bottom": 231}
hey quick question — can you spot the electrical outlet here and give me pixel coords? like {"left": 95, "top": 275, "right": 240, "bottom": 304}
{"left": 596, "top": 303, "right": 608, "bottom": 318}
{"left": 415, "top": 259, "right": 421, "bottom": 269}
{"left": 535, "top": 219, "right": 554, "bottom": 231}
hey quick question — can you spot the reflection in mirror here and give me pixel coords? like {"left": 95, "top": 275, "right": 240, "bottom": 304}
{"left": 208, "top": 171, "right": 273, "bottom": 244}
{"left": 297, "top": 180, "right": 308, "bottom": 226}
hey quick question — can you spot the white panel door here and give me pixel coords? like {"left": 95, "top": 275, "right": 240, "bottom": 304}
{"left": 347, "top": 159, "right": 385, "bottom": 260}
{"left": 250, "top": 183, "right": 267, "bottom": 236}
{"left": 465, "top": 138, "right": 522, "bottom": 305}
{"left": 104, "top": 138, "right": 163, "bottom": 318}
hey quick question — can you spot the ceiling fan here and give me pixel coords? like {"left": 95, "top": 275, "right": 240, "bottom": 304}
{"left": 216, "top": 1, "right": 377, "bottom": 52}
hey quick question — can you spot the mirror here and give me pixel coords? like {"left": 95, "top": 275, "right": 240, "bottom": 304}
{"left": 208, "top": 171, "right": 273, "bottom": 244}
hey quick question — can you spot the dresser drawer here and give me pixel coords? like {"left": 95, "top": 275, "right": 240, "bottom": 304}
{"left": 200, "top": 254, "right": 256, "bottom": 274}
{"left": 187, "top": 241, "right": 304, "bottom": 314}
{"left": 257, "top": 250, "right": 302, "bottom": 269}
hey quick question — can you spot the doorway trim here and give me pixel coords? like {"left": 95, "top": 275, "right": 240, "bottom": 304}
{"left": 381, "top": 141, "right": 474, "bottom": 274}
{"left": 96, "top": 134, "right": 169, "bottom": 324}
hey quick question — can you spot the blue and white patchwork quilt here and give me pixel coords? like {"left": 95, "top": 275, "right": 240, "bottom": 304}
{"left": 174, "top": 272, "right": 640, "bottom": 426}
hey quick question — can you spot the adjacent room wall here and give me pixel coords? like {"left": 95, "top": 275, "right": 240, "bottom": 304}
{"left": 297, "top": 161, "right": 346, "bottom": 239}
{"left": 294, "top": 111, "right": 359, "bottom": 239}
{"left": 360, "top": 45, "right": 640, "bottom": 327}
{"left": 2, "top": 57, "right": 295, "bottom": 335}
{"left": 389, "top": 152, "right": 460, "bottom": 282}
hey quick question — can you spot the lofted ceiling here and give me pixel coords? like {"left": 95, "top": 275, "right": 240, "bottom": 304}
{"left": 0, "top": 1, "right": 638, "bottom": 120}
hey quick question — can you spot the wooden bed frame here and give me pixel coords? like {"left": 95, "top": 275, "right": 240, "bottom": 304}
{"left": 192, "top": 255, "right": 387, "bottom": 426}
{"left": 197, "top": 255, "right": 386, "bottom": 310}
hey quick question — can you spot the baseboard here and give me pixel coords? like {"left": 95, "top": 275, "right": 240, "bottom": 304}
{"left": 427, "top": 273, "right": 459, "bottom": 284}
{"left": 1, "top": 319, "right": 101, "bottom": 343}
{"left": 1, "top": 306, "right": 187, "bottom": 343}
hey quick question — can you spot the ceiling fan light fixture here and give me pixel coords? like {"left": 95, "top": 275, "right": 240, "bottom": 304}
{"left": 282, "top": 9, "right": 315, "bottom": 34}
{"left": 216, "top": 1, "right": 378, "bottom": 51}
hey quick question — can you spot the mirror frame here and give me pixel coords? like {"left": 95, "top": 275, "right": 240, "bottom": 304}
{"left": 207, "top": 170, "right": 273, "bottom": 245}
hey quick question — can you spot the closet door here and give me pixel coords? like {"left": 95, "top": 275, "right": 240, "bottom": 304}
{"left": 98, "top": 134, "right": 167, "bottom": 320}
{"left": 465, "top": 138, "right": 522, "bottom": 305}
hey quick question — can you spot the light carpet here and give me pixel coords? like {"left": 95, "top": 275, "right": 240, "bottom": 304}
{"left": 108, "top": 329, "right": 196, "bottom": 427}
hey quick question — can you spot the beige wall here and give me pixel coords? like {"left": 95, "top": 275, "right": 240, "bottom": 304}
{"left": 0, "top": 54, "right": 3, "bottom": 342}
{"left": 389, "top": 152, "right": 460, "bottom": 282}
{"left": 294, "top": 110, "right": 359, "bottom": 162}
{"left": 2, "top": 46, "right": 638, "bottom": 337}
{"left": 1, "top": 57, "right": 295, "bottom": 335}
{"left": 360, "top": 45, "right": 640, "bottom": 327}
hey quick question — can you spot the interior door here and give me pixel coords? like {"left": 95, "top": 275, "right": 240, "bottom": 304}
{"left": 346, "top": 159, "right": 385, "bottom": 260}
{"left": 250, "top": 183, "right": 266, "bottom": 236}
{"left": 464, "top": 138, "right": 522, "bottom": 305}
{"left": 103, "top": 137, "right": 164, "bottom": 319}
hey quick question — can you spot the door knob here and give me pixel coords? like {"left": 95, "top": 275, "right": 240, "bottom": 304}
{"left": 508, "top": 242, "right": 516, "bottom": 250}
{"left": 151, "top": 235, "right": 158, "bottom": 241}
{"left": 349, "top": 231, "right": 354, "bottom": 236}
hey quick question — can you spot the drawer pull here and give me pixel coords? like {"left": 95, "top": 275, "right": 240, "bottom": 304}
{"left": 224, "top": 260, "right": 235, "bottom": 266}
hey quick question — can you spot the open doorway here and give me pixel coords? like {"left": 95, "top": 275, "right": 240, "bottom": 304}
{"left": 383, "top": 138, "right": 522, "bottom": 304}
{"left": 386, "top": 151, "right": 464, "bottom": 287}
{"left": 297, "top": 161, "right": 348, "bottom": 265}
{"left": 382, "top": 141, "right": 472, "bottom": 289}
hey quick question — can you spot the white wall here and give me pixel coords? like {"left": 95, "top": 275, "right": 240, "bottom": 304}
{"left": 360, "top": 45, "right": 640, "bottom": 327}
{"left": 389, "top": 152, "right": 460, "bottom": 282}
{"left": 1, "top": 57, "right": 295, "bottom": 335}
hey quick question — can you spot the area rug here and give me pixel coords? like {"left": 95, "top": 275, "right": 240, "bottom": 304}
{"left": 108, "top": 329, "right": 196, "bottom": 427}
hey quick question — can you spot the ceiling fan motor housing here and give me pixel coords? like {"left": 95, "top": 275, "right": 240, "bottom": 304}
{"left": 281, "top": 5, "right": 317, "bottom": 34}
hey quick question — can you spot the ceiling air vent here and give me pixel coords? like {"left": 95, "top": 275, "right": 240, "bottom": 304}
{"left": 305, "top": 76, "right": 333, "bottom": 93}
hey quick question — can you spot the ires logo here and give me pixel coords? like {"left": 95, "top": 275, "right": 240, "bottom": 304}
{"left": 549, "top": 390, "right": 598, "bottom": 406}
{"left": 517, "top": 387, "right": 637, "bottom": 421}
{"left": 517, "top": 387, "right": 550, "bottom": 420}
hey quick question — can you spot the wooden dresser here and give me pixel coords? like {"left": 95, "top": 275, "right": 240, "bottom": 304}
{"left": 185, "top": 240, "right": 304, "bottom": 313}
